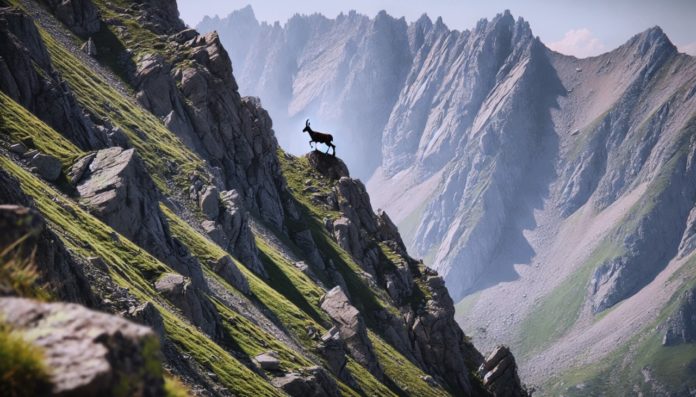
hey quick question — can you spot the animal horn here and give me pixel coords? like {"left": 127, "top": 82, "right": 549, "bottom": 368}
{"left": 305, "top": 119, "right": 310, "bottom": 127}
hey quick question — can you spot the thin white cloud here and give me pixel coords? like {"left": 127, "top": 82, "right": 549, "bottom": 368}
{"left": 547, "top": 28, "right": 607, "bottom": 58}
{"left": 678, "top": 41, "right": 696, "bottom": 56}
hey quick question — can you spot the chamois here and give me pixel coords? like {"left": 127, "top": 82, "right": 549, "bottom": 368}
{"left": 302, "top": 119, "right": 336, "bottom": 156}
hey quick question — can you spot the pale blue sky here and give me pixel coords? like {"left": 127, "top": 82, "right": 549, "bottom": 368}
{"left": 177, "top": 0, "right": 696, "bottom": 57}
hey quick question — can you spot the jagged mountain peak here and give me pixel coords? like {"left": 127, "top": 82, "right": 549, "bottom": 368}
{"left": 415, "top": 12, "right": 433, "bottom": 27}
{"left": 627, "top": 25, "right": 677, "bottom": 56}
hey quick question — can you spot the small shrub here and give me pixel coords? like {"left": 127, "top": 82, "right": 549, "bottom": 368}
{"left": 0, "top": 236, "right": 48, "bottom": 300}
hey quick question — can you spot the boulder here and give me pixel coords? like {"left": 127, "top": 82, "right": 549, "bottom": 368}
{"left": 254, "top": 351, "right": 281, "bottom": 371}
{"left": 199, "top": 185, "right": 219, "bottom": 219}
{"left": 43, "top": 0, "right": 101, "bottom": 37}
{"left": 30, "top": 152, "right": 62, "bottom": 181}
{"left": 81, "top": 36, "right": 98, "bottom": 56}
{"left": 154, "top": 273, "right": 219, "bottom": 337}
{"left": 320, "top": 286, "right": 382, "bottom": 378}
{"left": 208, "top": 255, "right": 249, "bottom": 294}
{"left": 271, "top": 366, "right": 340, "bottom": 397}
{"left": 305, "top": 151, "right": 349, "bottom": 180}
{"left": 9, "top": 142, "right": 27, "bottom": 154}
{"left": 0, "top": 297, "right": 165, "bottom": 396}
{"left": 478, "top": 346, "right": 529, "bottom": 397}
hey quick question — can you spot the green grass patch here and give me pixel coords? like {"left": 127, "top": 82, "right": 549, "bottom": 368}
{"left": 369, "top": 330, "right": 450, "bottom": 397}
{"left": 516, "top": 241, "right": 621, "bottom": 357}
{"left": 0, "top": 91, "right": 84, "bottom": 167}
{"left": 164, "top": 375, "right": 191, "bottom": 397}
{"left": 256, "top": 237, "right": 330, "bottom": 325}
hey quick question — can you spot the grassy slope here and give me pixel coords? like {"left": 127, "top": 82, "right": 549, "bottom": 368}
{"left": 39, "top": 30, "right": 206, "bottom": 196}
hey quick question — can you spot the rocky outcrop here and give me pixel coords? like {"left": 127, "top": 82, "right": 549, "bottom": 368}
{"left": 42, "top": 0, "right": 101, "bottom": 37}
{"left": 0, "top": 6, "right": 105, "bottom": 149}
{"left": 408, "top": 272, "right": 479, "bottom": 393}
{"left": 71, "top": 147, "right": 223, "bottom": 336}
{"left": 0, "top": 297, "right": 165, "bottom": 396}
{"left": 72, "top": 148, "right": 201, "bottom": 281}
{"left": 271, "top": 366, "right": 340, "bottom": 397}
{"left": 203, "top": 188, "right": 266, "bottom": 277}
{"left": 306, "top": 151, "right": 350, "bottom": 180}
{"left": 663, "top": 286, "right": 696, "bottom": 346}
{"left": 478, "top": 346, "right": 528, "bottom": 397}
{"left": 317, "top": 326, "right": 355, "bottom": 386}
{"left": 153, "top": 273, "right": 219, "bottom": 336}
{"left": 133, "top": 28, "right": 288, "bottom": 231}
{"left": 320, "top": 286, "right": 383, "bottom": 379}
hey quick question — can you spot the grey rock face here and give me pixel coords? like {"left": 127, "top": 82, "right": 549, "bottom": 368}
{"left": 320, "top": 286, "right": 383, "bottom": 379}
{"left": 43, "top": 0, "right": 101, "bottom": 37}
{"left": 133, "top": 29, "right": 288, "bottom": 232}
{"left": 663, "top": 287, "right": 696, "bottom": 346}
{"left": 218, "top": 189, "right": 265, "bottom": 277}
{"left": 154, "top": 272, "right": 220, "bottom": 336}
{"left": 199, "top": 185, "right": 220, "bottom": 219}
{"left": 208, "top": 255, "right": 250, "bottom": 294}
{"left": 0, "top": 297, "right": 165, "bottom": 396}
{"left": 0, "top": 7, "right": 104, "bottom": 150}
{"left": 478, "top": 346, "right": 528, "bottom": 397}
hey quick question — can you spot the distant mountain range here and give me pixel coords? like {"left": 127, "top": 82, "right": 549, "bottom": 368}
{"left": 200, "top": 7, "right": 696, "bottom": 394}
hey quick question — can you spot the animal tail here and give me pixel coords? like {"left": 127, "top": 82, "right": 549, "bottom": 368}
{"left": 328, "top": 134, "right": 333, "bottom": 141}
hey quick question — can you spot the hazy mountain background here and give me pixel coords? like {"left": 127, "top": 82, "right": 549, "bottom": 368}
{"left": 199, "top": 6, "right": 696, "bottom": 395}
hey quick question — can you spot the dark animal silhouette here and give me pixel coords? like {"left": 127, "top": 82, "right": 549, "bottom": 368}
{"left": 302, "top": 119, "right": 335, "bottom": 156}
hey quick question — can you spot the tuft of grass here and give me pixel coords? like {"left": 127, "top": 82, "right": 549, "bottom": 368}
{"left": 164, "top": 375, "right": 191, "bottom": 397}
{"left": 0, "top": 322, "right": 51, "bottom": 397}
{"left": 0, "top": 235, "right": 49, "bottom": 301}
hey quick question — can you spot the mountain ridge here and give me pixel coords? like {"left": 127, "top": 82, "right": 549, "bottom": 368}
{"left": 202, "top": 6, "right": 696, "bottom": 395}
